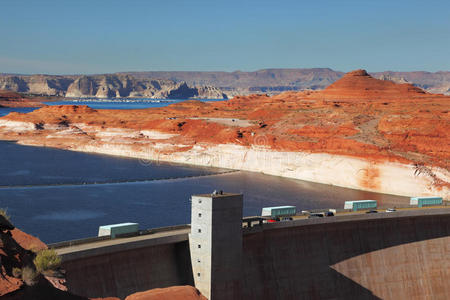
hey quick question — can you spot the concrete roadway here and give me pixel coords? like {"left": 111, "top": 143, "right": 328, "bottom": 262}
{"left": 56, "top": 206, "right": 449, "bottom": 261}
{"left": 244, "top": 206, "right": 450, "bottom": 226}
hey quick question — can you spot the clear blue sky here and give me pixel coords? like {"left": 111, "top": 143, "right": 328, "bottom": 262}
{"left": 1, "top": 0, "right": 449, "bottom": 74}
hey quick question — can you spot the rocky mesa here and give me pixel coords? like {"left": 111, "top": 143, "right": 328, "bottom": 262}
{"left": 0, "top": 70, "right": 448, "bottom": 198}
{"left": 0, "top": 74, "right": 228, "bottom": 99}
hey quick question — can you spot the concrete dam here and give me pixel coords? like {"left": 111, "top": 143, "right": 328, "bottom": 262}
{"left": 54, "top": 194, "right": 450, "bottom": 300}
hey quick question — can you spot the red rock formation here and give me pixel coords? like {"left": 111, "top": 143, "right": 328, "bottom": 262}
{"left": 10, "top": 228, "right": 47, "bottom": 252}
{"left": 317, "top": 69, "right": 426, "bottom": 99}
{"left": 125, "top": 286, "right": 206, "bottom": 300}
{"left": 0, "top": 89, "right": 45, "bottom": 108}
{"left": 0, "top": 216, "right": 89, "bottom": 299}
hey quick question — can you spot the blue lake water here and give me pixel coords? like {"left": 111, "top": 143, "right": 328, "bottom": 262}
{"left": 0, "top": 98, "right": 224, "bottom": 116}
{"left": 0, "top": 100, "right": 409, "bottom": 243}
{"left": 0, "top": 106, "right": 37, "bottom": 117}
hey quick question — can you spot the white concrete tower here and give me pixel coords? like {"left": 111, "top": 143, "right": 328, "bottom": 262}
{"left": 189, "top": 192, "right": 243, "bottom": 300}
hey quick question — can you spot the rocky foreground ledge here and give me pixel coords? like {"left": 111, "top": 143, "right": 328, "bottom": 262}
{"left": 0, "top": 214, "right": 205, "bottom": 299}
{"left": 0, "top": 70, "right": 448, "bottom": 198}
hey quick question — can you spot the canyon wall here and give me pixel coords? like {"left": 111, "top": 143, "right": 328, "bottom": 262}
{"left": 2, "top": 68, "right": 450, "bottom": 97}
{"left": 122, "top": 69, "right": 450, "bottom": 95}
{"left": 0, "top": 74, "right": 227, "bottom": 99}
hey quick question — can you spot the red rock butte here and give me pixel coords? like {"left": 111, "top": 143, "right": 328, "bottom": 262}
{"left": 316, "top": 69, "right": 427, "bottom": 100}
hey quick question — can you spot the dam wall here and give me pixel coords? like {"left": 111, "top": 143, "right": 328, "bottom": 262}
{"left": 241, "top": 210, "right": 450, "bottom": 299}
{"left": 59, "top": 231, "right": 193, "bottom": 299}
{"left": 58, "top": 210, "right": 450, "bottom": 299}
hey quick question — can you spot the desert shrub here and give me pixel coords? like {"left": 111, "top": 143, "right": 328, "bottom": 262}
{"left": 33, "top": 249, "right": 61, "bottom": 273}
{"left": 28, "top": 243, "right": 44, "bottom": 253}
{"left": 21, "top": 266, "right": 38, "bottom": 286}
{"left": 0, "top": 208, "right": 10, "bottom": 221}
{"left": 12, "top": 267, "right": 22, "bottom": 278}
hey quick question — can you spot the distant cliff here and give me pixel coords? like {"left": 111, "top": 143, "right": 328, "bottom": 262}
{"left": 0, "top": 74, "right": 228, "bottom": 99}
{"left": 122, "top": 68, "right": 450, "bottom": 95}
{"left": 2, "top": 68, "right": 450, "bottom": 98}
{"left": 122, "top": 68, "right": 345, "bottom": 95}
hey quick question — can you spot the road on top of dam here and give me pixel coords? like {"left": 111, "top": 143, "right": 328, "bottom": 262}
{"left": 54, "top": 206, "right": 450, "bottom": 262}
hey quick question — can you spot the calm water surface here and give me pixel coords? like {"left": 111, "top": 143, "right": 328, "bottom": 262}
{"left": 0, "top": 101, "right": 409, "bottom": 243}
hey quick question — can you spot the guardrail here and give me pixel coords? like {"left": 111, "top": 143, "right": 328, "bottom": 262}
{"left": 48, "top": 224, "right": 191, "bottom": 249}
{"left": 48, "top": 235, "right": 112, "bottom": 249}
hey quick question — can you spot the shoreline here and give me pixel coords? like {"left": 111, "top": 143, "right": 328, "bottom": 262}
{"left": 9, "top": 136, "right": 449, "bottom": 199}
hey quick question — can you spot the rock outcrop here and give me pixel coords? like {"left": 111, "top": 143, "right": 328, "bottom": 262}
{"left": 0, "top": 216, "right": 79, "bottom": 300}
{"left": 373, "top": 70, "right": 450, "bottom": 95}
{"left": 0, "top": 216, "right": 204, "bottom": 299}
{"left": 0, "top": 75, "right": 74, "bottom": 96}
{"left": 317, "top": 69, "right": 426, "bottom": 99}
{"left": 377, "top": 73, "right": 409, "bottom": 84}
{"left": 125, "top": 286, "right": 206, "bottom": 300}
{"left": 0, "top": 74, "right": 228, "bottom": 99}
{"left": 0, "top": 89, "right": 46, "bottom": 108}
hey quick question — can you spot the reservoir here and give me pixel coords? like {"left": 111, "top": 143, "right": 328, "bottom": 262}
{"left": 0, "top": 101, "right": 409, "bottom": 243}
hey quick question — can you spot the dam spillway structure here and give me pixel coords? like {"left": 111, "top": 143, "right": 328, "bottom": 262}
{"left": 189, "top": 192, "right": 243, "bottom": 300}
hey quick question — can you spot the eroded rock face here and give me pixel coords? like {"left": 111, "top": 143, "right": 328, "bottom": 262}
{"left": 0, "top": 74, "right": 228, "bottom": 99}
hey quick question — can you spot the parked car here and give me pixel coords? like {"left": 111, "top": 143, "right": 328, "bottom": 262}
{"left": 386, "top": 208, "right": 396, "bottom": 212}
{"left": 324, "top": 212, "right": 334, "bottom": 217}
{"left": 365, "top": 210, "right": 378, "bottom": 214}
{"left": 308, "top": 213, "right": 324, "bottom": 219}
